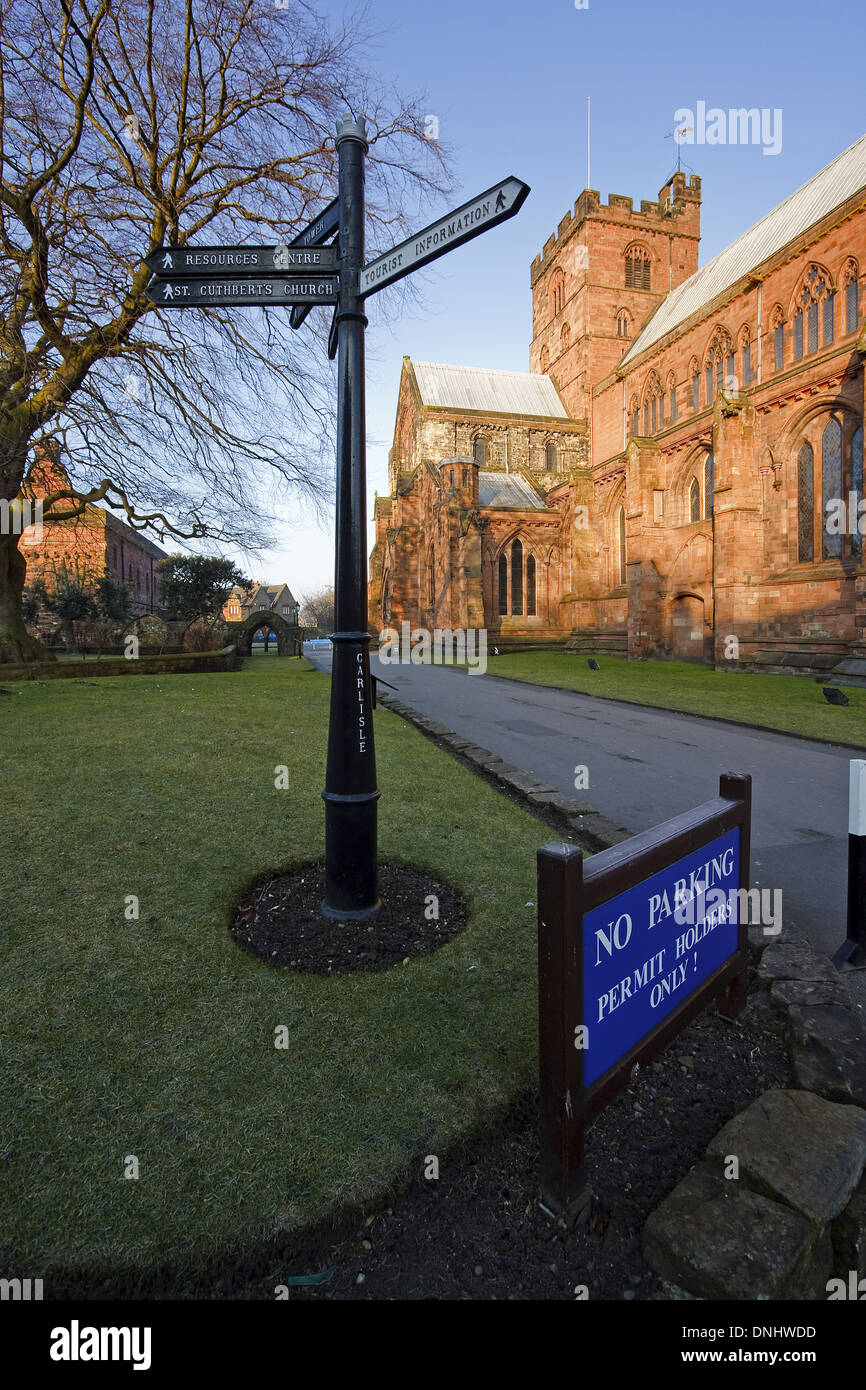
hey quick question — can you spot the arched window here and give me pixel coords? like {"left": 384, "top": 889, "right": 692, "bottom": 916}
{"left": 771, "top": 306, "right": 785, "bottom": 371}
{"left": 616, "top": 309, "right": 631, "bottom": 338}
{"left": 704, "top": 453, "right": 714, "bottom": 519}
{"left": 511, "top": 539, "right": 524, "bottom": 616}
{"left": 667, "top": 373, "right": 678, "bottom": 423}
{"left": 560, "top": 323, "right": 570, "bottom": 352}
{"left": 853, "top": 427, "right": 864, "bottom": 559}
{"left": 689, "top": 476, "right": 701, "bottom": 523}
{"left": 473, "top": 436, "right": 488, "bottom": 466}
{"left": 498, "top": 553, "right": 508, "bottom": 615}
{"left": 628, "top": 395, "right": 639, "bottom": 436}
{"left": 704, "top": 328, "right": 731, "bottom": 405}
{"left": 843, "top": 259, "right": 860, "bottom": 334}
{"left": 795, "top": 264, "right": 835, "bottom": 357}
{"left": 540, "top": 344, "right": 550, "bottom": 373}
{"left": 527, "top": 555, "right": 537, "bottom": 616}
{"left": 625, "top": 244, "right": 651, "bottom": 291}
{"left": 545, "top": 441, "right": 557, "bottom": 472}
{"left": 822, "top": 418, "right": 843, "bottom": 560}
{"left": 617, "top": 506, "right": 626, "bottom": 585}
{"left": 548, "top": 268, "right": 565, "bottom": 318}
{"left": 797, "top": 442, "right": 814, "bottom": 562}
{"left": 690, "top": 359, "right": 700, "bottom": 411}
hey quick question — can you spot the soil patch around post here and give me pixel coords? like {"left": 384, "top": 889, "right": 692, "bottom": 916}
{"left": 229, "top": 860, "right": 467, "bottom": 973}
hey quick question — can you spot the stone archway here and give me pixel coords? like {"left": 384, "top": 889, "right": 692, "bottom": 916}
{"left": 227, "top": 609, "right": 303, "bottom": 658}
{"left": 671, "top": 594, "right": 707, "bottom": 662}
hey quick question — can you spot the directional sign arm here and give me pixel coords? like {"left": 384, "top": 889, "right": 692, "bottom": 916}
{"left": 359, "top": 175, "right": 530, "bottom": 298}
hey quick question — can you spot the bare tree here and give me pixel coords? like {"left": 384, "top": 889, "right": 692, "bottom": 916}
{"left": 0, "top": 0, "right": 448, "bottom": 660}
{"left": 299, "top": 582, "right": 334, "bottom": 631}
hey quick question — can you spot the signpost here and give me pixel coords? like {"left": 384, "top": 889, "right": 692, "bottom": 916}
{"left": 537, "top": 774, "right": 751, "bottom": 1224}
{"left": 143, "top": 117, "right": 530, "bottom": 920}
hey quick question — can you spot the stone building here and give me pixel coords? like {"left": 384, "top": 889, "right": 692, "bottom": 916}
{"left": 370, "top": 133, "right": 866, "bottom": 671}
{"left": 222, "top": 582, "right": 299, "bottom": 626}
{"left": 22, "top": 444, "right": 165, "bottom": 615}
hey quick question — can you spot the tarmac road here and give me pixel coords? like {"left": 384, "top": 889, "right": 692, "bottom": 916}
{"left": 305, "top": 644, "right": 864, "bottom": 1001}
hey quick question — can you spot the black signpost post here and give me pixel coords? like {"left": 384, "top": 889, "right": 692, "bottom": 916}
{"left": 143, "top": 116, "right": 530, "bottom": 922}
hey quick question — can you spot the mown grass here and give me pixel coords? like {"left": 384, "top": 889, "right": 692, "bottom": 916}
{"left": 483, "top": 650, "right": 866, "bottom": 747}
{"left": 0, "top": 655, "right": 545, "bottom": 1280}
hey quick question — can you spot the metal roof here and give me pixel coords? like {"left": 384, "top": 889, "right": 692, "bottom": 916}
{"left": 411, "top": 359, "right": 568, "bottom": 417}
{"left": 621, "top": 131, "right": 866, "bottom": 367}
{"left": 478, "top": 471, "right": 547, "bottom": 510}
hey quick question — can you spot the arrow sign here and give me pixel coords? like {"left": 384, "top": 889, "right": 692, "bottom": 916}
{"left": 145, "top": 244, "right": 337, "bottom": 277}
{"left": 359, "top": 175, "right": 530, "bottom": 298}
{"left": 146, "top": 275, "right": 339, "bottom": 308}
{"left": 291, "top": 197, "right": 339, "bottom": 250}
{"left": 290, "top": 198, "right": 341, "bottom": 330}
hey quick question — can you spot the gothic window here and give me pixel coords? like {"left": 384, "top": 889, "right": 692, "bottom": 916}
{"left": 644, "top": 374, "right": 663, "bottom": 435}
{"left": 644, "top": 400, "right": 649, "bottom": 435}
{"left": 843, "top": 260, "right": 860, "bottom": 333}
{"left": 704, "top": 452, "right": 714, "bottom": 519}
{"left": 616, "top": 309, "right": 631, "bottom": 338}
{"left": 473, "top": 436, "right": 489, "bottom": 466}
{"left": 690, "top": 361, "right": 700, "bottom": 411}
{"left": 511, "top": 539, "right": 524, "bottom": 616}
{"left": 560, "top": 322, "right": 570, "bottom": 352}
{"left": 705, "top": 327, "right": 732, "bottom": 406}
{"left": 428, "top": 548, "right": 435, "bottom": 606}
{"left": 771, "top": 306, "right": 785, "bottom": 370}
{"left": 548, "top": 269, "right": 566, "bottom": 318}
{"left": 797, "top": 443, "right": 814, "bottom": 562}
{"left": 795, "top": 264, "right": 834, "bottom": 357}
{"left": 527, "top": 555, "right": 537, "bottom": 616}
{"left": 625, "top": 244, "right": 651, "bottom": 290}
{"left": 740, "top": 327, "right": 752, "bottom": 387}
{"left": 668, "top": 373, "right": 678, "bottom": 422}
{"left": 629, "top": 395, "right": 639, "bottom": 436}
{"left": 545, "top": 441, "right": 558, "bottom": 472}
{"left": 821, "top": 419, "right": 843, "bottom": 560}
{"left": 689, "top": 476, "right": 700, "bottom": 523}
{"left": 540, "top": 344, "right": 550, "bottom": 373}
{"left": 617, "top": 506, "right": 626, "bottom": 585}
{"left": 725, "top": 351, "right": 736, "bottom": 389}
{"left": 498, "top": 553, "right": 508, "bottom": 615}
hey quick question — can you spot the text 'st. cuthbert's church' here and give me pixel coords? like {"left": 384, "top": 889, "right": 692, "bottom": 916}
{"left": 369, "top": 136, "right": 866, "bottom": 670}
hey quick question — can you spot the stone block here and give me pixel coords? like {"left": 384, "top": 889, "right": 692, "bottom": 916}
{"left": 788, "top": 1005, "right": 866, "bottom": 1107}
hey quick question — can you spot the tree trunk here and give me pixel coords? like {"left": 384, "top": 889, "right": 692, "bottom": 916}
{"left": 0, "top": 527, "right": 55, "bottom": 664}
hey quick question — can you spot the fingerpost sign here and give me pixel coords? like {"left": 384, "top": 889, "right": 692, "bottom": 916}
{"left": 537, "top": 773, "right": 751, "bottom": 1223}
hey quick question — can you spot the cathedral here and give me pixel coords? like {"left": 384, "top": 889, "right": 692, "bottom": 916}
{"left": 368, "top": 134, "right": 866, "bottom": 672}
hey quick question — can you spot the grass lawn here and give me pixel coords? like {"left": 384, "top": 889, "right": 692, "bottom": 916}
{"left": 0, "top": 654, "right": 546, "bottom": 1285}
{"left": 483, "top": 650, "right": 866, "bottom": 747}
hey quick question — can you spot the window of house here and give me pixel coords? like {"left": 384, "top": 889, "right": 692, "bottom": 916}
{"left": 449, "top": 469, "right": 454, "bottom": 486}
{"left": 625, "top": 245, "right": 651, "bottom": 290}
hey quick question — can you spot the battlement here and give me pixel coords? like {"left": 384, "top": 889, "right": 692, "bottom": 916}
{"left": 530, "top": 172, "right": 701, "bottom": 284}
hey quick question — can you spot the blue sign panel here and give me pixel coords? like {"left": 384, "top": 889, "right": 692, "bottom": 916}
{"left": 582, "top": 827, "right": 740, "bottom": 1085}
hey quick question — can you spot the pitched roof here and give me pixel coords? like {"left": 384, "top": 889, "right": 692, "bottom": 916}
{"left": 410, "top": 359, "right": 568, "bottom": 418}
{"left": 478, "top": 471, "right": 547, "bottom": 510}
{"left": 621, "top": 131, "right": 866, "bottom": 367}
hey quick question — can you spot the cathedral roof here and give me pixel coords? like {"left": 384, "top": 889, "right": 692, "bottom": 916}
{"left": 478, "top": 472, "right": 547, "bottom": 509}
{"left": 410, "top": 359, "right": 568, "bottom": 418}
{"left": 621, "top": 131, "right": 866, "bottom": 367}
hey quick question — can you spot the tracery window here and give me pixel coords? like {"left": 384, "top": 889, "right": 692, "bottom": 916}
{"left": 690, "top": 359, "right": 700, "bottom": 411}
{"left": 498, "top": 553, "right": 508, "bottom": 615}
{"left": 617, "top": 506, "right": 626, "bottom": 584}
{"left": 771, "top": 306, "right": 785, "bottom": 371}
{"left": 740, "top": 327, "right": 752, "bottom": 387}
{"left": 668, "top": 373, "right": 678, "bottom": 423}
{"left": 704, "top": 452, "right": 714, "bottom": 519}
{"left": 498, "top": 539, "right": 538, "bottom": 617}
{"left": 796, "top": 413, "right": 865, "bottom": 564}
{"left": 548, "top": 268, "right": 566, "bottom": 318}
{"left": 628, "top": 395, "right": 639, "bottom": 436}
{"left": 688, "top": 476, "right": 700, "bottom": 523}
{"left": 616, "top": 309, "right": 631, "bottom": 338}
{"left": 704, "top": 328, "right": 731, "bottom": 405}
{"left": 843, "top": 260, "right": 860, "bottom": 334}
{"left": 527, "top": 555, "right": 537, "bottom": 616}
{"left": 794, "top": 265, "right": 835, "bottom": 360}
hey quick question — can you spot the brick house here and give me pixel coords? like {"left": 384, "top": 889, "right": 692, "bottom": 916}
{"left": 370, "top": 133, "right": 866, "bottom": 671}
{"left": 22, "top": 444, "right": 165, "bottom": 615}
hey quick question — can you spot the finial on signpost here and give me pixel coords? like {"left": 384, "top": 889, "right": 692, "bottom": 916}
{"left": 336, "top": 115, "right": 368, "bottom": 149}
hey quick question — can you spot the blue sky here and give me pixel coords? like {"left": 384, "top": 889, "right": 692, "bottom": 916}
{"left": 254, "top": 0, "right": 865, "bottom": 603}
